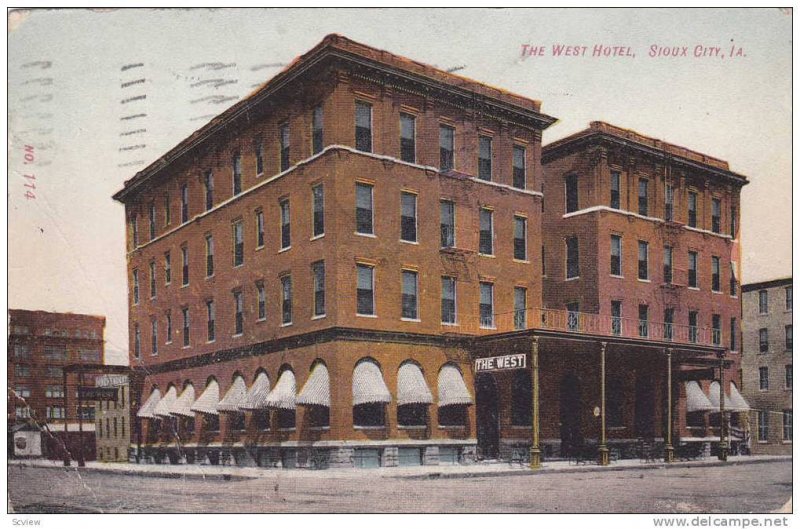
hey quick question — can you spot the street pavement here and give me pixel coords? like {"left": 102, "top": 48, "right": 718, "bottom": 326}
{"left": 8, "top": 457, "right": 792, "bottom": 513}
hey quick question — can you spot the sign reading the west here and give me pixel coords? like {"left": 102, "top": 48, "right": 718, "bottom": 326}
{"left": 474, "top": 353, "right": 527, "bottom": 372}
{"left": 78, "top": 387, "right": 119, "bottom": 401}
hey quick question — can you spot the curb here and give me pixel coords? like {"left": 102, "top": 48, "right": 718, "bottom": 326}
{"left": 10, "top": 462, "right": 256, "bottom": 482}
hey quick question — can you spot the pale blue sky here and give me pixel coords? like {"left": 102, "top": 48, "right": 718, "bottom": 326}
{"left": 8, "top": 8, "right": 792, "bottom": 364}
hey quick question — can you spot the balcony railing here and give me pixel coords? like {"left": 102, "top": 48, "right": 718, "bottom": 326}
{"left": 443, "top": 306, "right": 718, "bottom": 348}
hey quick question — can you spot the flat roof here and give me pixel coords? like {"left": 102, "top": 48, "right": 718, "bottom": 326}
{"left": 742, "top": 277, "right": 793, "bottom": 292}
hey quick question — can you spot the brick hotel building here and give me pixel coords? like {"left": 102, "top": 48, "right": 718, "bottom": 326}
{"left": 114, "top": 35, "right": 749, "bottom": 468}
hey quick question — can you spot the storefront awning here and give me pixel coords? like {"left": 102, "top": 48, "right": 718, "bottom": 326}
{"left": 137, "top": 388, "right": 161, "bottom": 418}
{"left": 728, "top": 383, "right": 751, "bottom": 412}
{"left": 297, "top": 363, "right": 330, "bottom": 407}
{"left": 352, "top": 361, "right": 391, "bottom": 405}
{"left": 708, "top": 381, "right": 750, "bottom": 412}
{"left": 438, "top": 365, "right": 472, "bottom": 407}
{"left": 685, "top": 381, "right": 716, "bottom": 412}
{"left": 264, "top": 370, "right": 296, "bottom": 410}
{"left": 217, "top": 376, "right": 247, "bottom": 412}
{"left": 170, "top": 384, "right": 196, "bottom": 417}
{"left": 190, "top": 379, "right": 220, "bottom": 415}
{"left": 397, "top": 362, "right": 433, "bottom": 405}
{"left": 153, "top": 386, "right": 178, "bottom": 417}
{"left": 239, "top": 372, "right": 271, "bottom": 410}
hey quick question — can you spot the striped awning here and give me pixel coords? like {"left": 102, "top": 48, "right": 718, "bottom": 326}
{"left": 438, "top": 365, "right": 473, "bottom": 407}
{"left": 352, "top": 361, "right": 391, "bottom": 405}
{"left": 170, "top": 384, "right": 196, "bottom": 417}
{"left": 397, "top": 363, "right": 433, "bottom": 405}
{"left": 685, "top": 381, "right": 716, "bottom": 412}
{"left": 190, "top": 379, "right": 220, "bottom": 415}
{"left": 708, "top": 381, "right": 750, "bottom": 412}
{"left": 153, "top": 386, "right": 178, "bottom": 417}
{"left": 264, "top": 370, "right": 296, "bottom": 410}
{"left": 297, "top": 363, "right": 330, "bottom": 407}
{"left": 137, "top": 388, "right": 161, "bottom": 418}
{"left": 239, "top": 372, "right": 271, "bottom": 410}
{"left": 217, "top": 376, "right": 247, "bottom": 412}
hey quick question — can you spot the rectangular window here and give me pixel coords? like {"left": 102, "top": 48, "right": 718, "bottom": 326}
{"left": 14, "top": 365, "right": 30, "bottom": 378}
{"left": 402, "top": 270, "right": 419, "bottom": 320}
{"left": 565, "top": 174, "right": 579, "bottom": 213}
{"left": 441, "top": 276, "right": 457, "bottom": 324}
{"left": 234, "top": 291, "right": 243, "bottom": 335}
{"left": 688, "top": 191, "right": 697, "bottom": 228}
{"left": 312, "top": 261, "right": 325, "bottom": 317}
{"left": 689, "top": 311, "right": 698, "bottom": 343}
{"left": 567, "top": 302, "right": 580, "bottom": 331}
{"left": 759, "top": 328, "right": 769, "bottom": 353}
{"left": 664, "top": 308, "right": 674, "bottom": 340}
{"left": 711, "top": 198, "right": 721, "bottom": 234}
{"left": 132, "top": 269, "right": 140, "bottom": 304}
{"left": 786, "top": 325, "right": 793, "bottom": 350}
{"left": 233, "top": 220, "right": 244, "bottom": 267}
{"left": 134, "top": 323, "right": 141, "bottom": 358}
{"left": 164, "top": 193, "right": 171, "bottom": 226}
{"left": 181, "top": 246, "right": 189, "bottom": 286}
{"left": 542, "top": 246, "right": 546, "bottom": 276}
{"left": 400, "top": 113, "right": 416, "bottom": 163}
{"left": 181, "top": 183, "right": 189, "bottom": 224}
{"left": 310, "top": 105, "right": 324, "bottom": 155}
{"left": 478, "top": 136, "right": 492, "bottom": 181}
{"left": 511, "top": 145, "right": 526, "bottom": 189}
{"left": 131, "top": 215, "right": 138, "bottom": 247}
{"left": 182, "top": 307, "right": 190, "bottom": 347}
{"left": 688, "top": 251, "right": 698, "bottom": 288}
{"left": 356, "top": 183, "right": 374, "bottom": 235}
{"left": 759, "top": 290, "right": 769, "bottom": 314}
{"left": 15, "top": 386, "right": 31, "bottom": 399}
{"left": 151, "top": 319, "right": 158, "bottom": 355}
{"left": 45, "top": 385, "right": 64, "bottom": 398}
{"left": 663, "top": 246, "right": 674, "bottom": 284}
{"left": 440, "top": 201, "right": 455, "bottom": 248}
{"left": 13, "top": 345, "right": 30, "bottom": 359}
{"left": 514, "top": 286, "right": 527, "bottom": 330}
{"left": 712, "top": 314, "right": 721, "bottom": 345}
{"left": 665, "top": 184, "right": 674, "bottom": 222}
{"left": 785, "top": 365, "right": 793, "bottom": 389}
{"left": 783, "top": 411, "right": 793, "bottom": 441}
{"left": 280, "top": 198, "right": 291, "bottom": 249}
{"left": 479, "top": 208, "right": 493, "bottom": 255}
{"left": 479, "top": 282, "right": 494, "bottom": 328}
{"left": 610, "top": 235, "right": 622, "bottom": 276}
{"left": 758, "top": 411, "right": 769, "bottom": 441}
{"left": 638, "top": 304, "right": 649, "bottom": 337}
{"left": 611, "top": 300, "right": 622, "bottom": 336}
{"left": 638, "top": 241, "right": 649, "bottom": 280}
{"left": 204, "top": 170, "right": 214, "bottom": 211}
{"left": 149, "top": 202, "right": 156, "bottom": 240}
{"left": 730, "top": 318, "right": 737, "bottom": 351}
{"left": 255, "top": 210, "right": 265, "bottom": 248}
{"left": 279, "top": 123, "right": 290, "bottom": 171}
{"left": 566, "top": 236, "right": 580, "bottom": 279}
{"left": 401, "top": 192, "right": 417, "bottom": 242}
{"left": 786, "top": 286, "right": 793, "bottom": 311}
{"left": 638, "top": 179, "right": 649, "bottom": 216}
{"left": 255, "top": 140, "right": 264, "bottom": 175}
{"left": 205, "top": 235, "right": 214, "bottom": 277}
{"left": 256, "top": 282, "right": 266, "bottom": 321}
{"left": 730, "top": 265, "right": 738, "bottom": 296}
{"left": 281, "top": 275, "right": 292, "bottom": 325}
{"left": 166, "top": 310, "right": 172, "bottom": 343}
{"left": 610, "top": 171, "right": 621, "bottom": 209}
{"left": 356, "top": 264, "right": 375, "bottom": 316}
{"left": 149, "top": 261, "right": 156, "bottom": 298}
{"left": 439, "top": 125, "right": 455, "bottom": 171}
{"left": 759, "top": 366, "right": 769, "bottom": 390}
{"left": 355, "top": 101, "right": 372, "bottom": 152}
{"left": 312, "top": 184, "right": 324, "bottom": 237}
{"left": 710, "top": 256, "right": 720, "bottom": 292}
{"left": 164, "top": 252, "right": 171, "bottom": 284}
{"left": 730, "top": 205, "right": 737, "bottom": 237}
{"left": 513, "top": 216, "right": 528, "bottom": 261}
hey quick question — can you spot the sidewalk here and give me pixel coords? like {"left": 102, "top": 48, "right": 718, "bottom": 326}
{"left": 9, "top": 454, "right": 790, "bottom": 481}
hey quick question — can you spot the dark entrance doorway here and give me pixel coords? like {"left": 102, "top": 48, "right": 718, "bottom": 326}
{"left": 634, "top": 374, "right": 656, "bottom": 438}
{"left": 475, "top": 372, "right": 499, "bottom": 460}
{"left": 559, "top": 373, "right": 583, "bottom": 457}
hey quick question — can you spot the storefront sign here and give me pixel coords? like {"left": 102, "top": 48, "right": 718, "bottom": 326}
{"left": 474, "top": 353, "right": 527, "bottom": 372}
{"left": 78, "top": 387, "right": 118, "bottom": 401}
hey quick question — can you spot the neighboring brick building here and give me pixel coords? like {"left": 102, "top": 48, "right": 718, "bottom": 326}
{"left": 741, "top": 278, "right": 792, "bottom": 454}
{"left": 94, "top": 374, "right": 131, "bottom": 462}
{"left": 113, "top": 35, "right": 747, "bottom": 469}
{"left": 8, "top": 309, "right": 105, "bottom": 461}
